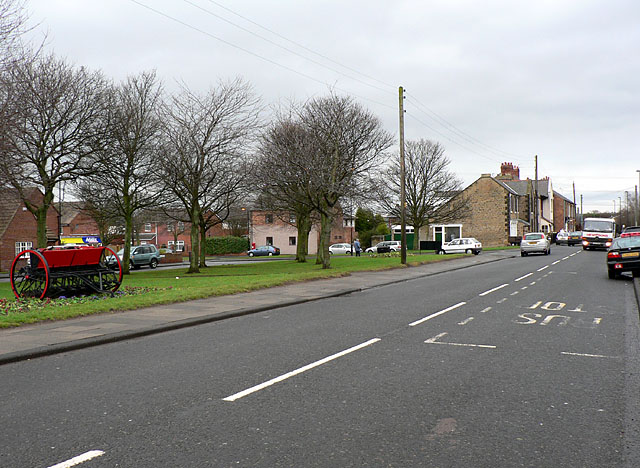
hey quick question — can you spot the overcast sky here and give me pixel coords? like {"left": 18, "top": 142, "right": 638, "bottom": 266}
{"left": 24, "top": 0, "right": 640, "bottom": 214}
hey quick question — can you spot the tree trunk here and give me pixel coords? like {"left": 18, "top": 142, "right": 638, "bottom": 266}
{"left": 199, "top": 223, "right": 208, "bottom": 268}
{"left": 123, "top": 211, "right": 133, "bottom": 275}
{"left": 318, "top": 211, "right": 333, "bottom": 269}
{"left": 188, "top": 208, "right": 200, "bottom": 274}
{"left": 413, "top": 223, "right": 421, "bottom": 250}
{"left": 295, "top": 212, "right": 311, "bottom": 262}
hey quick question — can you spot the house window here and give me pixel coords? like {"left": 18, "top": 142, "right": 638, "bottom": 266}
{"left": 265, "top": 214, "right": 273, "bottom": 224}
{"left": 334, "top": 235, "right": 342, "bottom": 240}
{"left": 266, "top": 236, "right": 273, "bottom": 246}
{"left": 289, "top": 214, "right": 296, "bottom": 224}
{"left": 167, "top": 223, "right": 174, "bottom": 232}
{"left": 168, "top": 240, "right": 185, "bottom": 252}
{"left": 222, "top": 222, "right": 231, "bottom": 230}
{"left": 15, "top": 241, "right": 32, "bottom": 258}
{"left": 145, "top": 223, "right": 152, "bottom": 232}
{"left": 289, "top": 236, "right": 296, "bottom": 246}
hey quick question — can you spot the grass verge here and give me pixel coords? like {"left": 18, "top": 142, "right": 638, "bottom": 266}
{"left": 0, "top": 252, "right": 465, "bottom": 327}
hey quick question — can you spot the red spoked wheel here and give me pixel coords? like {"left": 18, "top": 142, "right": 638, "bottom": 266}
{"left": 10, "top": 249, "right": 50, "bottom": 299}
{"left": 100, "top": 247, "right": 123, "bottom": 292}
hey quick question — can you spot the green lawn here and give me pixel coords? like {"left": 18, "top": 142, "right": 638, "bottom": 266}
{"left": 0, "top": 253, "right": 466, "bottom": 327}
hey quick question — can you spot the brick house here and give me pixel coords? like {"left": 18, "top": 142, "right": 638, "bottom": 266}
{"left": 0, "top": 188, "right": 59, "bottom": 271}
{"left": 421, "top": 173, "right": 530, "bottom": 247}
{"left": 250, "top": 209, "right": 355, "bottom": 255}
{"left": 553, "top": 191, "right": 577, "bottom": 232}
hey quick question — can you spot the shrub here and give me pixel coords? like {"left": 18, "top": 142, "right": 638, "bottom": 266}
{"left": 205, "top": 236, "right": 248, "bottom": 255}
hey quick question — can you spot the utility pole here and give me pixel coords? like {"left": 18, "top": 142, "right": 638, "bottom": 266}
{"left": 636, "top": 185, "right": 638, "bottom": 226}
{"left": 572, "top": 181, "right": 576, "bottom": 230}
{"left": 534, "top": 155, "right": 539, "bottom": 232}
{"left": 580, "top": 194, "right": 583, "bottom": 229}
{"left": 398, "top": 86, "right": 407, "bottom": 265}
{"left": 625, "top": 191, "right": 629, "bottom": 226}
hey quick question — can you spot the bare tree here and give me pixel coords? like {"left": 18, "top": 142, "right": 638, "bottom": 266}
{"left": 160, "top": 78, "right": 260, "bottom": 273}
{"left": 0, "top": 0, "right": 28, "bottom": 68}
{"left": 299, "top": 93, "right": 393, "bottom": 268}
{"left": 255, "top": 116, "right": 316, "bottom": 262}
{"left": 374, "top": 139, "right": 469, "bottom": 249}
{"left": 76, "top": 71, "right": 165, "bottom": 273}
{"left": 0, "top": 51, "right": 109, "bottom": 247}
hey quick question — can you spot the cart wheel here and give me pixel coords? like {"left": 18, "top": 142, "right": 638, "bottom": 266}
{"left": 101, "top": 247, "right": 123, "bottom": 292}
{"left": 10, "top": 249, "right": 50, "bottom": 299}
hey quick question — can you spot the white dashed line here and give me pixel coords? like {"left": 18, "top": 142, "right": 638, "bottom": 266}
{"left": 496, "top": 298, "right": 507, "bottom": 303}
{"left": 409, "top": 302, "right": 467, "bottom": 327}
{"left": 562, "top": 256, "right": 570, "bottom": 260}
{"left": 480, "top": 307, "right": 492, "bottom": 313}
{"left": 458, "top": 317, "right": 474, "bottom": 325}
{"left": 223, "top": 338, "right": 381, "bottom": 401}
{"left": 561, "top": 352, "right": 619, "bottom": 359}
{"left": 515, "top": 272, "right": 533, "bottom": 282}
{"left": 479, "top": 284, "right": 509, "bottom": 296}
{"left": 47, "top": 451, "right": 105, "bottom": 468}
{"left": 552, "top": 260, "right": 561, "bottom": 265}
{"left": 537, "top": 266, "right": 549, "bottom": 271}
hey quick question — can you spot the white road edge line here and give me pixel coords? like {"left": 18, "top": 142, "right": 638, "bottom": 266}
{"left": 479, "top": 284, "right": 509, "bottom": 296}
{"left": 537, "top": 266, "right": 549, "bottom": 271}
{"left": 47, "top": 450, "right": 105, "bottom": 468}
{"left": 561, "top": 352, "right": 619, "bottom": 359}
{"left": 515, "top": 272, "right": 533, "bottom": 282}
{"left": 223, "top": 338, "right": 381, "bottom": 402}
{"left": 409, "top": 302, "right": 467, "bottom": 327}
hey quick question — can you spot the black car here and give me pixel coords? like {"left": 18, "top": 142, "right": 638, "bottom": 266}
{"left": 606, "top": 236, "right": 640, "bottom": 279}
{"left": 568, "top": 231, "right": 582, "bottom": 246}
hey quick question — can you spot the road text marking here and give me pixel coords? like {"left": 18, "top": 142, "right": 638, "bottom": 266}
{"left": 425, "top": 332, "right": 496, "bottom": 349}
{"left": 223, "top": 338, "right": 381, "bottom": 401}
{"left": 479, "top": 284, "right": 509, "bottom": 296}
{"left": 515, "top": 272, "right": 533, "bottom": 282}
{"left": 47, "top": 451, "right": 105, "bottom": 468}
{"left": 409, "top": 302, "right": 467, "bottom": 327}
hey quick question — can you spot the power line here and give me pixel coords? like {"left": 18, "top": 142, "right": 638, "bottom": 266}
{"left": 128, "top": 0, "right": 395, "bottom": 110}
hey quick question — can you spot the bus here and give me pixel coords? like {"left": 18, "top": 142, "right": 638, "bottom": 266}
{"left": 581, "top": 217, "right": 616, "bottom": 250}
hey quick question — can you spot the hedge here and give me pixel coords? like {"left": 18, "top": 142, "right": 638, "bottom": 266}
{"left": 205, "top": 236, "right": 248, "bottom": 255}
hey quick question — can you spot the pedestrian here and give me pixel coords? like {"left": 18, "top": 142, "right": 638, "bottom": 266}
{"left": 354, "top": 238, "right": 361, "bottom": 257}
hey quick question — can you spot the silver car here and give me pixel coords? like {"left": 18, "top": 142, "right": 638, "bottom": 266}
{"left": 520, "top": 233, "right": 550, "bottom": 256}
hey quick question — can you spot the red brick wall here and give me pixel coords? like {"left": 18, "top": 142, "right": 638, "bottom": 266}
{"left": 0, "top": 197, "right": 58, "bottom": 272}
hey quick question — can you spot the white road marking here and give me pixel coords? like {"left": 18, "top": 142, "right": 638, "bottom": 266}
{"left": 47, "top": 451, "right": 105, "bottom": 468}
{"left": 515, "top": 272, "right": 533, "bottom": 282}
{"left": 537, "top": 265, "right": 549, "bottom": 271}
{"left": 510, "top": 291, "right": 519, "bottom": 296}
{"left": 409, "top": 302, "right": 467, "bottom": 327}
{"left": 480, "top": 307, "right": 492, "bottom": 313}
{"left": 561, "top": 352, "right": 619, "bottom": 359}
{"left": 552, "top": 260, "right": 561, "bottom": 265}
{"left": 458, "top": 317, "right": 474, "bottom": 325}
{"left": 520, "top": 286, "right": 528, "bottom": 290}
{"left": 479, "top": 283, "right": 509, "bottom": 296}
{"left": 496, "top": 298, "right": 507, "bottom": 303}
{"left": 562, "top": 256, "right": 570, "bottom": 260}
{"left": 425, "top": 332, "right": 496, "bottom": 349}
{"left": 223, "top": 338, "right": 380, "bottom": 401}
{"left": 529, "top": 281, "right": 537, "bottom": 285}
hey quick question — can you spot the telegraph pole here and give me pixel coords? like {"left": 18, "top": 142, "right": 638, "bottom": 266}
{"left": 572, "top": 182, "right": 576, "bottom": 230}
{"left": 398, "top": 86, "right": 407, "bottom": 265}
{"left": 534, "top": 155, "right": 539, "bottom": 232}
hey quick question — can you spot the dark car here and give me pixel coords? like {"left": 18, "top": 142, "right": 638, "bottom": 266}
{"left": 247, "top": 245, "right": 280, "bottom": 257}
{"left": 568, "top": 231, "right": 582, "bottom": 246}
{"left": 621, "top": 226, "right": 640, "bottom": 237}
{"left": 606, "top": 236, "right": 640, "bottom": 279}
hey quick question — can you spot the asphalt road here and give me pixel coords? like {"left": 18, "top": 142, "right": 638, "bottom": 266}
{"left": 1, "top": 245, "right": 638, "bottom": 467}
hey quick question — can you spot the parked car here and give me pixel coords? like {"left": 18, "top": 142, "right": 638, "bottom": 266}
{"left": 329, "top": 243, "right": 353, "bottom": 255}
{"left": 365, "top": 241, "right": 402, "bottom": 254}
{"left": 437, "top": 237, "right": 482, "bottom": 255}
{"left": 247, "top": 245, "right": 280, "bottom": 257}
{"left": 568, "top": 231, "right": 582, "bottom": 246}
{"left": 556, "top": 231, "right": 569, "bottom": 245}
{"left": 606, "top": 235, "right": 640, "bottom": 279}
{"left": 110, "top": 245, "right": 161, "bottom": 269}
{"left": 520, "top": 233, "right": 550, "bottom": 256}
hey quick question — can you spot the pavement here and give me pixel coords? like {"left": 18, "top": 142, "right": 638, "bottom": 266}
{"left": 1, "top": 249, "right": 638, "bottom": 366}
